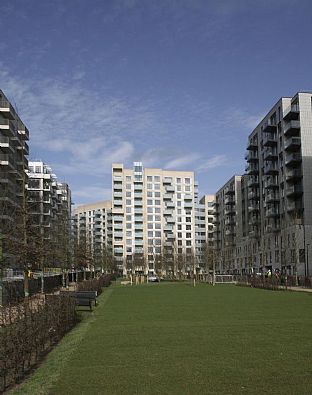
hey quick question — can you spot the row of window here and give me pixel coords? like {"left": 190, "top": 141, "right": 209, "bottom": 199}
{"left": 123, "top": 176, "right": 192, "bottom": 184}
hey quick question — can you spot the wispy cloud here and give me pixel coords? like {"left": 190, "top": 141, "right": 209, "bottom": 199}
{"left": 196, "top": 154, "right": 228, "bottom": 173}
{"left": 73, "top": 186, "right": 112, "bottom": 205}
{"left": 164, "top": 153, "right": 201, "bottom": 170}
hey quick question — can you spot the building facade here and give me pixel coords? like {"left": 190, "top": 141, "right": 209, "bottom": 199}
{"left": 112, "top": 162, "right": 197, "bottom": 275}
{"left": 214, "top": 92, "right": 312, "bottom": 276}
{"left": 0, "top": 90, "right": 29, "bottom": 266}
{"left": 213, "top": 176, "right": 242, "bottom": 273}
{"left": 27, "top": 161, "right": 72, "bottom": 268}
{"left": 73, "top": 201, "right": 112, "bottom": 270}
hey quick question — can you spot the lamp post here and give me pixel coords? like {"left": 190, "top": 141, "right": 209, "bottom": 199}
{"left": 307, "top": 244, "right": 310, "bottom": 278}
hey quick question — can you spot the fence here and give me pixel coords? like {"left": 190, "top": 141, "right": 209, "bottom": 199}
{"left": 236, "top": 275, "right": 312, "bottom": 290}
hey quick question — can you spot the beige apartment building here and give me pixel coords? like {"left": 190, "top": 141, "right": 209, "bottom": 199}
{"left": 0, "top": 90, "right": 29, "bottom": 266}
{"left": 112, "top": 162, "right": 197, "bottom": 275}
{"left": 73, "top": 201, "right": 112, "bottom": 270}
{"left": 196, "top": 195, "right": 215, "bottom": 268}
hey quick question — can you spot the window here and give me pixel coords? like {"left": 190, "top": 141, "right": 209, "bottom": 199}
{"left": 126, "top": 183, "right": 131, "bottom": 190}
{"left": 147, "top": 199, "right": 153, "bottom": 205}
{"left": 126, "top": 223, "right": 132, "bottom": 229}
{"left": 126, "top": 199, "right": 131, "bottom": 205}
{"left": 176, "top": 177, "right": 181, "bottom": 183}
{"left": 186, "top": 217, "right": 191, "bottom": 222}
{"left": 177, "top": 217, "right": 181, "bottom": 223}
{"left": 178, "top": 224, "right": 182, "bottom": 230}
{"left": 154, "top": 192, "right": 161, "bottom": 197}
{"left": 126, "top": 191, "right": 131, "bottom": 197}
{"left": 186, "top": 233, "right": 191, "bottom": 238}
{"left": 155, "top": 231, "right": 161, "bottom": 237}
{"left": 148, "top": 247, "right": 153, "bottom": 253}
{"left": 148, "top": 223, "right": 153, "bottom": 229}
{"left": 177, "top": 209, "right": 181, "bottom": 214}
{"left": 185, "top": 185, "right": 191, "bottom": 192}
{"left": 155, "top": 207, "right": 161, "bottom": 213}
{"left": 155, "top": 223, "right": 161, "bottom": 229}
{"left": 186, "top": 240, "right": 191, "bottom": 246}
{"left": 148, "top": 231, "right": 153, "bottom": 237}
{"left": 147, "top": 183, "right": 153, "bottom": 190}
{"left": 147, "top": 191, "right": 153, "bottom": 197}
{"left": 126, "top": 231, "right": 132, "bottom": 237}
{"left": 154, "top": 176, "right": 160, "bottom": 182}
{"left": 126, "top": 215, "right": 131, "bottom": 221}
{"left": 155, "top": 183, "right": 160, "bottom": 190}
{"left": 147, "top": 207, "right": 153, "bottom": 213}
{"left": 177, "top": 193, "right": 181, "bottom": 199}
{"left": 155, "top": 200, "right": 160, "bottom": 205}
{"left": 147, "top": 215, "right": 153, "bottom": 221}
{"left": 178, "top": 232, "right": 182, "bottom": 238}
{"left": 147, "top": 176, "right": 152, "bottom": 181}
{"left": 155, "top": 239, "right": 161, "bottom": 245}
{"left": 155, "top": 215, "right": 161, "bottom": 221}
{"left": 178, "top": 240, "right": 182, "bottom": 246}
{"left": 126, "top": 176, "right": 131, "bottom": 181}
{"left": 126, "top": 247, "right": 132, "bottom": 252}
{"left": 177, "top": 185, "right": 181, "bottom": 191}
{"left": 186, "top": 225, "right": 191, "bottom": 230}
{"left": 126, "top": 207, "right": 131, "bottom": 213}
{"left": 148, "top": 239, "right": 154, "bottom": 245}
{"left": 185, "top": 178, "right": 191, "bottom": 184}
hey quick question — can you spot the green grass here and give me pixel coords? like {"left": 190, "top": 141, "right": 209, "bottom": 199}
{"left": 10, "top": 283, "right": 312, "bottom": 395}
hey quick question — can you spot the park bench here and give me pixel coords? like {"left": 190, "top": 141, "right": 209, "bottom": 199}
{"left": 75, "top": 297, "right": 93, "bottom": 311}
{"left": 120, "top": 280, "right": 131, "bottom": 285}
{"left": 60, "top": 290, "right": 98, "bottom": 308}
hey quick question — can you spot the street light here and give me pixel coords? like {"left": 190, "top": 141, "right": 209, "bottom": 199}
{"left": 307, "top": 244, "right": 310, "bottom": 278}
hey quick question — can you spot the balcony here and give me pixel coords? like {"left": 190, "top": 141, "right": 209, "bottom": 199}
{"left": 184, "top": 194, "right": 192, "bottom": 201}
{"left": 245, "top": 163, "right": 259, "bottom": 175}
{"left": 263, "top": 148, "right": 278, "bottom": 161}
{"left": 163, "top": 178, "right": 172, "bottom": 185}
{"left": 163, "top": 193, "right": 172, "bottom": 200}
{"left": 284, "top": 137, "right": 301, "bottom": 151}
{"left": 166, "top": 186, "right": 175, "bottom": 193}
{"left": 248, "top": 191, "right": 259, "bottom": 200}
{"left": 225, "top": 217, "right": 236, "bottom": 225}
{"left": 249, "top": 229, "right": 260, "bottom": 238}
{"left": 164, "top": 224, "right": 173, "bottom": 231}
{"left": 184, "top": 202, "right": 193, "bottom": 209}
{"left": 113, "top": 184, "right": 122, "bottom": 191}
{"left": 286, "top": 185, "right": 303, "bottom": 198}
{"left": 284, "top": 120, "right": 300, "bottom": 137}
{"left": 249, "top": 216, "right": 260, "bottom": 226}
{"left": 224, "top": 195, "right": 235, "bottom": 205}
{"left": 0, "top": 99, "right": 17, "bottom": 119}
{"left": 262, "top": 121, "right": 277, "bottom": 134}
{"left": 166, "top": 202, "right": 175, "bottom": 209}
{"left": 248, "top": 203, "right": 259, "bottom": 212}
{"left": 113, "top": 191, "right": 122, "bottom": 198}
{"left": 114, "top": 232, "right": 123, "bottom": 238}
{"left": 247, "top": 176, "right": 259, "bottom": 188}
{"left": 245, "top": 151, "right": 258, "bottom": 162}
{"left": 264, "top": 178, "right": 278, "bottom": 189}
{"left": 285, "top": 153, "right": 302, "bottom": 166}
{"left": 266, "top": 208, "right": 279, "bottom": 217}
{"left": 163, "top": 209, "right": 173, "bottom": 216}
{"left": 246, "top": 140, "right": 258, "bottom": 150}
{"left": 134, "top": 185, "right": 143, "bottom": 191}
{"left": 134, "top": 224, "right": 143, "bottom": 230}
{"left": 286, "top": 201, "right": 303, "bottom": 212}
{"left": 283, "top": 104, "right": 300, "bottom": 121}
{"left": 134, "top": 208, "right": 143, "bottom": 214}
{"left": 167, "top": 233, "right": 175, "bottom": 240}
{"left": 224, "top": 186, "right": 235, "bottom": 195}
{"left": 167, "top": 217, "right": 175, "bottom": 224}
{"left": 285, "top": 169, "right": 302, "bottom": 181}
{"left": 114, "top": 224, "right": 123, "bottom": 231}
{"left": 224, "top": 207, "right": 235, "bottom": 215}
{"left": 263, "top": 133, "right": 277, "bottom": 146}
{"left": 134, "top": 192, "right": 142, "bottom": 198}
{"left": 266, "top": 193, "right": 279, "bottom": 203}
{"left": 114, "top": 215, "right": 124, "bottom": 222}
{"left": 263, "top": 162, "right": 278, "bottom": 175}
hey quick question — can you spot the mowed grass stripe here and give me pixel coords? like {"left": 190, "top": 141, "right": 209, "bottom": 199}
{"left": 12, "top": 284, "right": 312, "bottom": 394}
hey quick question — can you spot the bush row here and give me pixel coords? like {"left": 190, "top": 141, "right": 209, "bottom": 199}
{"left": 0, "top": 295, "right": 77, "bottom": 393}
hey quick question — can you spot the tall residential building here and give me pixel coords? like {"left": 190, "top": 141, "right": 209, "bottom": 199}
{"left": 195, "top": 195, "right": 215, "bottom": 268}
{"left": 213, "top": 176, "right": 242, "bottom": 273}
{"left": 27, "top": 161, "right": 72, "bottom": 267}
{"left": 112, "top": 162, "right": 197, "bottom": 275}
{"left": 243, "top": 92, "right": 312, "bottom": 276}
{"left": 0, "top": 90, "right": 29, "bottom": 266}
{"left": 73, "top": 201, "right": 112, "bottom": 269}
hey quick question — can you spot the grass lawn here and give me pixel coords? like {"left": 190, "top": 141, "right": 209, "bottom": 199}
{"left": 11, "top": 283, "right": 312, "bottom": 395}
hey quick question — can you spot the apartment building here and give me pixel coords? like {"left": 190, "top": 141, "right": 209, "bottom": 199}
{"left": 112, "top": 162, "right": 197, "bottom": 275}
{"left": 73, "top": 201, "right": 112, "bottom": 269}
{"left": 0, "top": 90, "right": 29, "bottom": 266}
{"left": 213, "top": 176, "right": 242, "bottom": 273}
{"left": 195, "top": 195, "right": 215, "bottom": 268}
{"left": 243, "top": 92, "right": 312, "bottom": 276}
{"left": 27, "top": 161, "right": 72, "bottom": 267}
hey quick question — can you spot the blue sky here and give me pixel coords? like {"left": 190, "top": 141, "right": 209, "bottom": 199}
{"left": 1, "top": 0, "right": 312, "bottom": 204}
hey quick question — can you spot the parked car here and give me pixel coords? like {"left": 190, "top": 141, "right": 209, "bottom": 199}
{"left": 148, "top": 275, "right": 159, "bottom": 282}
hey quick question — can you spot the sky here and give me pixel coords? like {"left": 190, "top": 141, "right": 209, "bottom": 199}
{"left": 0, "top": 0, "right": 312, "bottom": 205}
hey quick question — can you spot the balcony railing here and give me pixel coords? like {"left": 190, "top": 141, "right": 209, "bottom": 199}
{"left": 285, "top": 153, "right": 302, "bottom": 166}
{"left": 284, "top": 120, "right": 300, "bottom": 136}
{"left": 284, "top": 137, "right": 301, "bottom": 151}
{"left": 283, "top": 104, "right": 300, "bottom": 121}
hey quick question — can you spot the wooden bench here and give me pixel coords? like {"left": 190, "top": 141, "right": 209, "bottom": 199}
{"left": 75, "top": 298, "right": 93, "bottom": 311}
{"left": 120, "top": 280, "right": 131, "bottom": 285}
